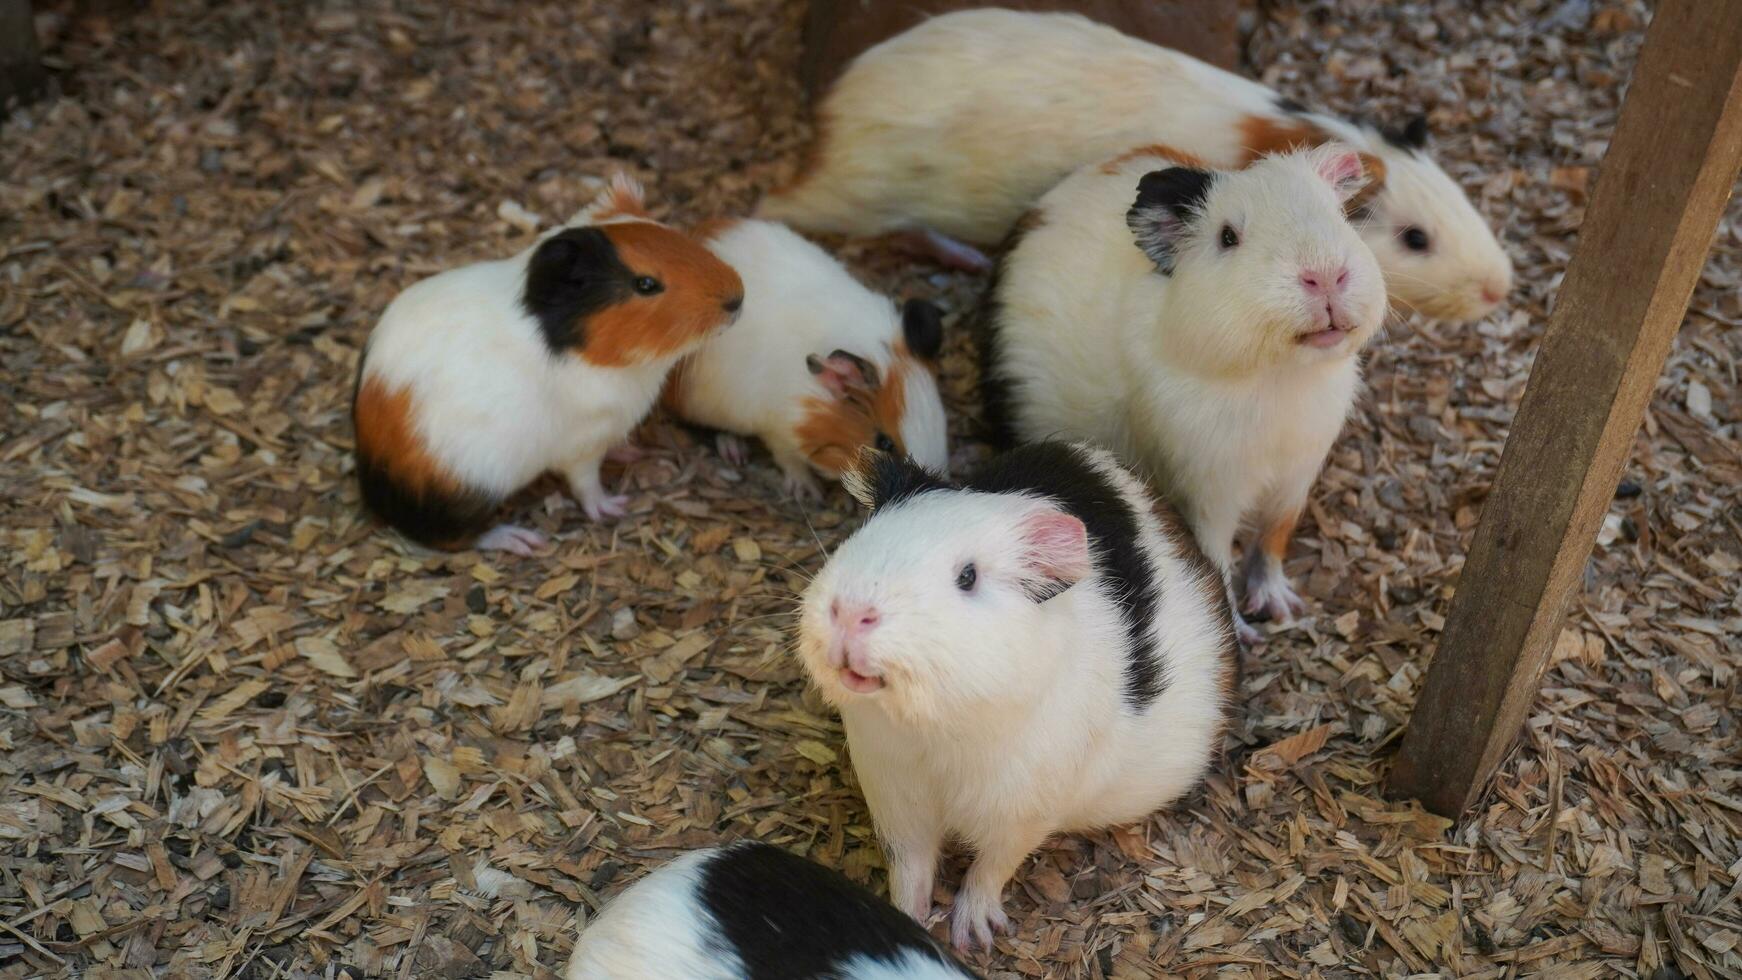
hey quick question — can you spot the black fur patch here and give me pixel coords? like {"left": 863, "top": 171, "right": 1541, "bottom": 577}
{"left": 1275, "top": 95, "right": 1309, "bottom": 115}
{"left": 350, "top": 362, "right": 499, "bottom": 548}
{"left": 1381, "top": 114, "right": 1430, "bottom": 152}
{"left": 901, "top": 297, "right": 945, "bottom": 360}
{"left": 965, "top": 443, "right": 1167, "bottom": 711}
{"left": 521, "top": 227, "right": 632, "bottom": 354}
{"left": 973, "top": 208, "right": 1046, "bottom": 448}
{"left": 1127, "top": 167, "right": 1216, "bottom": 274}
{"left": 858, "top": 451, "right": 951, "bottom": 512}
{"left": 698, "top": 842, "right": 975, "bottom": 980}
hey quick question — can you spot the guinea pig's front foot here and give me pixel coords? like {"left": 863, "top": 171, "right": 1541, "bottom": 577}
{"left": 889, "top": 228, "right": 993, "bottom": 275}
{"left": 781, "top": 468, "right": 825, "bottom": 506}
{"left": 948, "top": 891, "right": 1010, "bottom": 953}
{"left": 475, "top": 524, "right": 549, "bottom": 557}
{"left": 1241, "top": 556, "right": 1307, "bottom": 625}
{"left": 581, "top": 493, "right": 631, "bottom": 522}
{"left": 1232, "top": 608, "right": 1265, "bottom": 648}
{"left": 714, "top": 432, "right": 752, "bottom": 467}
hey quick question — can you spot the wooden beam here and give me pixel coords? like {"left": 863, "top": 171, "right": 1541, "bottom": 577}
{"left": 798, "top": 1, "right": 1240, "bottom": 102}
{"left": 0, "top": 0, "right": 47, "bottom": 115}
{"left": 1387, "top": 0, "right": 1742, "bottom": 817}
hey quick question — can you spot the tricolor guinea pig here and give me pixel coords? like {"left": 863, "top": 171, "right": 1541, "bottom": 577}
{"left": 660, "top": 219, "right": 948, "bottom": 502}
{"left": 979, "top": 144, "right": 1388, "bottom": 644}
{"left": 564, "top": 841, "right": 978, "bottom": 979}
{"left": 758, "top": 8, "right": 1510, "bottom": 324}
{"left": 798, "top": 444, "right": 1235, "bottom": 950}
{"left": 352, "top": 175, "right": 743, "bottom": 554}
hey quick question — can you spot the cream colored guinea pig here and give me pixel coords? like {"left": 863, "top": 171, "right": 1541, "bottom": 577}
{"left": 980, "top": 144, "right": 1388, "bottom": 644}
{"left": 353, "top": 176, "right": 743, "bottom": 554}
{"left": 661, "top": 219, "right": 948, "bottom": 502}
{"left": 759, "top": 8, "right": 1510, "bottom": 324}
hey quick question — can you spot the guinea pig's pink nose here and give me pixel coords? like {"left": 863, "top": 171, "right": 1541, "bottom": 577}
{"left": 829, "top": 599, "right": 880, "bottom": 636}
{"left": 1480, "top": 281, "right": 1506, "bottom": 305}
{"left": 1300, "top": 266, "right": 1350, "bottom": 298}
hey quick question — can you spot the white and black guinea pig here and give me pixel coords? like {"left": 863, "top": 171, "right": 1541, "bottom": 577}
{"left": 563, "top": 841, "right": 978, "bottom": 979}
{"left": 980, "top": 145, "right": 1387, "bottom": 643}
{"left": 759, "top": 8, "right": 1510, "bottom": 324}
{"left": 353, "top": 175, "right": 743, "bottom": 555}
{"left": 661, "top": 219, "right": 949, "bottom": 502}
{"left": 799, "top": 443, "right": 1236, "bottom": 951}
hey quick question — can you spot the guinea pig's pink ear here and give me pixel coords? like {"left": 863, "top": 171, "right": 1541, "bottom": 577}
{"left": 1313, "top": 147, "right": 1369, "bottom": 205}
{"left": 1126, "top": 167, "right": 1214, "bottom": 275}
{"left": 1017, "top": 507, "right": 1091, "bottom": 601}
{"left": 806, "top": 349, "right": 880, "bottom": 397}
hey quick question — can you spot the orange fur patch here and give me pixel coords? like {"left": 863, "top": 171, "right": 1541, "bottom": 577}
{"left": 579, "top": 222, "right": 745, "bottom": 368}
{"left": 689, "top": 216, "right": 740, "bottom": 243}
{"left": 795, "top": 351, "right": 915, "bottom": 478}
{"left": 354, "top": 375, "right": 457, "bottom": 499}
{"left": 1236, "top": 115, "right": 1331, "bottom": 164}
{"left": 1259, "top": 508, "right": 1302, "bottom": 562}
{"left": 1100, "top": 143, "right": 1213, "bottom": 174}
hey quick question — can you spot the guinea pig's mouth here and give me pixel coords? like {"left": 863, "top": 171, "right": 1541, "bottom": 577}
{"left": 1295, "top": 325, "right": 1349, "bottom": 349}
{"left": 838, "top": 665, "right": 886, "bottom": 694}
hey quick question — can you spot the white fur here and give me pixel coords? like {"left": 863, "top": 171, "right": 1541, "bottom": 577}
{"left": 991, "top": 146, "right": 1387, "bottom": 635}
{"left": 799, "top": 444, "right": 1229, "bottom": 949}
{"left": 360, "top": 188, "right": 705, "bottom": 525}
{"left": 564, "top": 850, "right": 739, "bottom": 980}
{"left": 564, "top": 846, "right": 970, "bottom": 980}
{"left": 671, "top": 220, "right": 949, "bottom": 492}
{"left": 759, "top": 8, "right": 1510, "bottom": 323}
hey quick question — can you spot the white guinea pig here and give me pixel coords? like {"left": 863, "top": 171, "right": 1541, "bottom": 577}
{"left": 799, "top": 444, "right": 1236, "bottom": 951}
{"left": 758, "top": 8, "right": 1510, "bottom": 324}
{"left": 661, "top": 219, "right": 949, "bottom": 501}
{"left": 980, "top": 144, "right": 1388, "bottom": 643}
{"left": 564, "top": 841, "right": 978, "bottom": 979}
{"left": 353, "top": 176, "right": 743, "bottom": 554}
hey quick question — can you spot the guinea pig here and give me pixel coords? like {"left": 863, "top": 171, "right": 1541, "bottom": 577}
{"left": 798, "top": 443, "right": 1236, "bottom": 950}
{"left": 757, "top": 8, "right": 1510, "bottom": 324}
{"left": 660, "top": 219, "right": 948, "bottom": 502}
{"left": 564, "top": 840, "right": 979, "bottom": 979}
{"left": 978, "top": 144, "right": 1388, "bottom": 644}
{"left": 353, "top": 175, "right": 743, "bottom": 554}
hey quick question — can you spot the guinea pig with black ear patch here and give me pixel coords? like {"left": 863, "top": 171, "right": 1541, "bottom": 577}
{"left": 564, "top": 841, "right": 980, "bottom": 979}
{"left": 353, "top": 174, "right": 743, "bottom": 554}
{"left": 981, "top": 143, "right": 1388, "bottom": 644}
{"left": 799, "top": 443, "right": 1235, "bottom": 951}
{"left": 660, "top": 219, "right": 949, "bottom": 502}
{"left": 759, "top": 8, "right": 1510, "bottom": 324}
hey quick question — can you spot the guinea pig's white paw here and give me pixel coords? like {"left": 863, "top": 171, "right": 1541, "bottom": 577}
{"left": 605, "top": 443, "right": 645, "bottom": 464}
{"left": 582, "top": 494, "right": 631, "bottom": 522}
{"left": 783, "top": 470, "right": 824, "bottom": 505}
{"left": 1232, "top": 610, "right": 1265, "bottom": 648}
{"left": 714, "top": 433, "right": 751, "bottom": 467}
{"left": 1242, "top": 571, "right": 1306, "bottom": 624}
{"left": 476, "top": 525, "right": 549, "bottom": 557}
{"left": 948, "top": 892, "right": 1009, "bottom": 952}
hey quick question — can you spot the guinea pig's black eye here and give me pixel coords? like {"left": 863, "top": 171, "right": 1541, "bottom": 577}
{"left": 874, "top": 432, "right": 896, "bottom": 453}
{"left": 1219, "top": 224, "right": 1239, "bottom": 249}
{"left": 1401, "top": 227, "right": 1431, "bottom": 253}
{"left": 632, "top": 275, "right": 664, "bottom": 295}
{"left": 955, "top": 563, "right": 977, "bottom": 592}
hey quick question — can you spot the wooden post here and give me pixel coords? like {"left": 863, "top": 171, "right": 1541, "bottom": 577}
{"left": 1387, "top": 0, "right": 1742, "bottom": 817}
{"left": 799, "top": 1, "right": 1240, "bottom": 101}
{"left": 1, "top": 0, "right": 47, "bottom": 114}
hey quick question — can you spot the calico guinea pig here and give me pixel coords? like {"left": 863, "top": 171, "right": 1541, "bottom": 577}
{"left": 660, "top": 219, "right": 948, "bottom": 502}
{"left": 798, "top": 444, "right": 1236, "bottom": 950}
{"left": 980, "top": 144, "right": 1387, "bottom": 643}
{"left": 758, "top": 8, "right": 1509, "bottom": 323}
{"left": 564, "top": 841, "right": 978, "bottom": 979}
{"left": 353, "top": 175, "right": 743, "bottom": 554}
